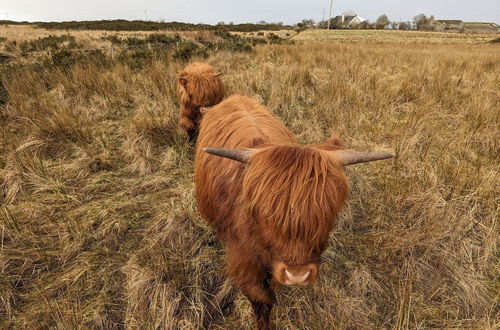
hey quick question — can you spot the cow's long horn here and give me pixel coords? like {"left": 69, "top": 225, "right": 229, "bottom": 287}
{"left": 214, "top": 72, "right": 223, "bottom": 77}
{"left": 331, "top": 150, "right": 394, "bottom": 166}
{"left": 203, "top": 148, "right": 254, "bottom": 163}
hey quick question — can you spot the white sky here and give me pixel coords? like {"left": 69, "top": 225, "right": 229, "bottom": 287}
{"left": 1, "top": 0, "right": 499, "bottom": 24}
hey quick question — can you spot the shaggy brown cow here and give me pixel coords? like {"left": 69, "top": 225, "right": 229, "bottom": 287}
{"left": 195, "top": 95, "right": 393, "bottom": 329}
{"left": 177, "top": 62, "right": 224, "bottom": 142}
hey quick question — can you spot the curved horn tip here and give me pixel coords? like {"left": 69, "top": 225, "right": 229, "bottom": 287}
{"left": 376, "top": 152, "right": 395, "bottom": 159}
{"left": 202, "top": 148, "right": 253, "bottom": 163}
{"left": 333, "top": 150, "right": 395, "bottom": 166}
{"left": 214, "top": 72, "right": 223, "bottom": 77}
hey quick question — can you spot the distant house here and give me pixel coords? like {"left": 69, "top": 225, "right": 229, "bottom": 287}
{"left": 332, "top": 14, "right": 366, "bottom": 28}
{"left": 433, "top": 20, "right": 464, "bottom": 31}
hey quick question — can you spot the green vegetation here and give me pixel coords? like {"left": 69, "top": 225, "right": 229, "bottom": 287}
{"left": 103, "top": 33, "right": 181, "bottom": 46}
{"left": 19, "top": 35, "right": 77, "bottom": 53}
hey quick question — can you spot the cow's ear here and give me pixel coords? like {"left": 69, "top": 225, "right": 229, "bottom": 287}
{"left": 324, "top": 135, "right": 342, "bottom": 147}
{"left": 178, "top": 76, "right": 187, "bottom": 86}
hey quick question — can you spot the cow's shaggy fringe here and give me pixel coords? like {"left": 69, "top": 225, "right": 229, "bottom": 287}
{"left": 243, "top": 145, "right": 348, "bottom": 248}
{"left": 0, "top": 33, "right": 498, "bottom": 329}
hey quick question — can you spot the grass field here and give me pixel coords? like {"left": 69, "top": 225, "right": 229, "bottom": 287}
{"left": 0, "top": 24, "right": 221, "bottom": 46}
{"left": 293, "top": 29, "right": 499, "bottom": 43}
{"left": 0, "top": 27, "right": 499, "bottom": 329}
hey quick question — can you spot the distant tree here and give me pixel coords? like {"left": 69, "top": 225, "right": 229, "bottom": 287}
{"left": 298, "top": 18, "right": 315, "bottom": 29}
{"left": 358, "top": 20, "right": 370, "bottom": 30}
{"left": 399, "top": 21, "right": 411, "bottom": 30}
{"left": 413, "top": 14, "right": 429, "bottom": 30}
{"left": 390, "top": 21, "right": 399, "bottom": 30}
{"left": 257, "top": 20, "right": 267, "bottom": 25}
{"left": 318, "top": 18, "right": 339, "bottom": 29}
{"left": 376, "top": 14, "right": 390, "bottom": 29}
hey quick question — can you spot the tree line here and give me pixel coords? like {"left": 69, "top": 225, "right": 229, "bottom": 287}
{"left": 0, "top": 19, "right": 291, "bottom": 32}
{"left": 297, "top": 14, "right": 444, "bottom": 31}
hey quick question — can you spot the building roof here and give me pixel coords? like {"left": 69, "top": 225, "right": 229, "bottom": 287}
{"left": 333, "top": 15, "right": 365, "bottom": 24}
{"left": 333, "top": 15, "right": 355, "bottom": 22}
{"left": 464, "top": 22, "right": 499, "bottom": 27}
{"left": 435, "top": 20, "right": 463, "bottom": 25}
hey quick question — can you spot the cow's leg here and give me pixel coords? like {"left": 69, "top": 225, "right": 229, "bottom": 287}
{"left": 227, "top": 246, "right": 275, "bottom": 329}
{"left": 251, "top": 297, "right": 273, "bottom": 330}
{"left": 178, "top": 104, "right": 199, "bottom": 143}
{"left": 187, "top": 128, "right": 197, "bottom": 143}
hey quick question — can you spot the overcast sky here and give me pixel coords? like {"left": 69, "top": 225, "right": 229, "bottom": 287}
{"left": 1, "top": 0, "right": 499, "bottom": 24}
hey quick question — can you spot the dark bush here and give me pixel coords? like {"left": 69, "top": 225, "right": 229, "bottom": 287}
{"left": 19, "top": 35, "right": 77, "bottom": 53}
{"left": 0, "top": 53, "right": 12, "bottom": 64}
{"left": 0, "top": 79, "right": 8, "bottom": 105}
{"left": 51, "top": 49, "right": 107, "bottom": 70}
{"left": 218, "top": 40, "right": 253, "bottom": 52}
{"left": 4, "top": 40, "right": 17, "bottom": 52}
{"left": 103, "top": 33, "right": 180, "bottom": 49}
{"left": 250, "top": 38, "right": 268, "bottom": 46}
{"left": 117, "top": 48, "right": 155, "bottom": 70}
{"left": 173, "top": 41, "right": 206, "bottom": 60}
{"left": 103, "top": 35, "right": 124, "bottom": 45}
{"left": 214, "top": 30, "right": 235, "bottom": 40}
{"left": 267, "top": 33, "right": 283, "bottom": 44}
{"left": 145, "top": 33, "right": 180, "bottom": 45}
{"left": 123, "top": 37, "right": 146, "bottom": 47}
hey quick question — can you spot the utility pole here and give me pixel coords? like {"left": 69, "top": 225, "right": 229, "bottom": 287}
{"left": 4, "top": 13, "right": 8, "bottom": 20}
{"left": 327, "top": 0, "right": 334, "bottom": 30}
{"left": 322, "top": 8, "right": 325, "bottom": 22}
{"left": 144, "top": 10, "right": 148, "bottom": 21}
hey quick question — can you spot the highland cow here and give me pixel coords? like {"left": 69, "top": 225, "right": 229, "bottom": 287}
{"left": 195, "top": 95, "right": 393, "bottom": 329}
{"left": 177, "top": 63, "right": 224, "bottom": 142}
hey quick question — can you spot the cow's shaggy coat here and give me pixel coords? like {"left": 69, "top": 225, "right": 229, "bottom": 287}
{"left": 177, "top": 63, "right": 224, "bottom": 141}
{"left": 195, "top": 95, "right": 349, "bottom": 329}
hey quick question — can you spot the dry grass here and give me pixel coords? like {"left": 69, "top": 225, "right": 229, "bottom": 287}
{"left": 294, "top": 29, "right": 500, "bottom": 44}
{"left": 0, "top": 25, "right": 225, "bottom": 53}
{"left": 0, "top": 30, "right": 499, "bottom": 329}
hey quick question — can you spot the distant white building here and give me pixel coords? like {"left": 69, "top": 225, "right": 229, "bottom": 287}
{"left": 332, "top": 14, "right": 366, "bottom": 27}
